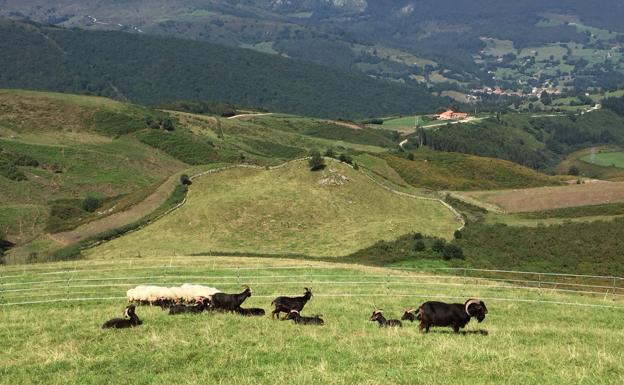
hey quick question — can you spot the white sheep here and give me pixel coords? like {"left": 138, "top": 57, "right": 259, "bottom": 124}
{"left": 127, "top": 284, "right": 221, "bottom": 305}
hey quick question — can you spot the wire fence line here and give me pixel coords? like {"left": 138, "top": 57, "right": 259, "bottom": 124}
{"left": 2, "top": 293, "right": 623, "bottom": 310}
{"left": 2, "top": 276, "right": 623, "bottom": 306}
{"left": 2, "top": 276, "right": 623, "bottom": 298}
{"left": 2, "top": 264, "right": 623, "bottom": 309}
{"left": 3, "top": 262, "right": 623, "bottom": 280}
{"left": 2, "top": 280, "right": 623, "bottom": 303}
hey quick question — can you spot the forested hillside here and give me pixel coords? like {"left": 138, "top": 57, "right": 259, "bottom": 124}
{"left": 0, "top": 19, "right": 445, "bottom": 119}
{"left": 410, "top": 111, "right": 624, "bottom": 171}
{"left": 3, "top": 0, "right": 624, "bottom": 92}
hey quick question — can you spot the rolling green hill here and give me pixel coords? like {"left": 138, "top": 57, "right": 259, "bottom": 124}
{"left": 0, "top": 90, "right": 187, "bottom": 248}
{"left": 0, "top": 19, "right": 446, "bottom": 119}
{"left": 88, "top": 161, "right": 461, "bottom": 259}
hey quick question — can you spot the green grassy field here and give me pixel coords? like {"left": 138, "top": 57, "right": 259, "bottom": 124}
{"left": 87, "top": 161, "right": 459, "bottom": 259}
{"left": 580, "top": 151, "right": 624, "bottom": 168}
{"left": 1, "top": 256, "right": 623, "bottom": 385}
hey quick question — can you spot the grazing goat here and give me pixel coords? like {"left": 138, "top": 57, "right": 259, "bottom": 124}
{"left": 168, "top": 298, "right": 210, "bottom": 315}
{"left": 414, "top": 299, "right": 488, "bottom": 333}
{"left": 284, "top": 310, "right": 324, "bottom": 326}
{"left": 271, "top": 287, "right": 312, "bottom": 319}
{"left": 210, "top": 285, "right": 252, "bottom": 311}
{"left": 102, "top": 305, "right": 142, "bottom": 329}
{"left": 369, "top": 310, "right": 402, "bottom": 328}
{"left": 234, "top": 307, "right": 266, "bottom": 317}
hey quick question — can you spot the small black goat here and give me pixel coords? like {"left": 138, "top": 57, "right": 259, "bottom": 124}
{"left": 369, "top": 309, "right": 402, "bottom": 328}
{"left": 102, "top": 305, "right": 142, "bottom": 329}
{"left": 168, "top": 298, "right": 210, "bottom": 315}
{"left": 284, "top": 310, "right": 324, "bottom": 326}
{"left": 271, "top": 287, "right": 312, "bottom": 319}
{"left": 414, "top": 299, "right": 488, "bottom": 333}
{"left": 401, "top": 308, "right": 421, "bottom": 323}
{"left": 234, "top": 307, "right": 266, "bottom": 317}
{"left": 153, "top": 297, "right": 176, "bottom": 310}
{"left": 210, "top": 285, "right": 252, "bottom": 311}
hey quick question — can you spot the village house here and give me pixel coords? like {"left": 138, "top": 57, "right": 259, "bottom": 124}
{"left": 436, "top": 109, "right": 469, "bottom": 120}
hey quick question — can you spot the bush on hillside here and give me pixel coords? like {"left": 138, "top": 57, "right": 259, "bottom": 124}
{"left": 414, "top": 240, "right": 426, "bottom": 252}
{"left": 454, "top": 230, "right": 463, "bottom": 239}
{"left": 309, "top": 151, "right": 326, "bottom": 171}
{"left": 81, "top": 196, "right": 102, "bottom": 213}
{"left": 180, "top": 174, "right": 192, "bottom": 186}
{"left": 339, "top": 154, "right": 353, "bottom": 164}
{"left": 432, "top": 239, "right": 447, "bottom": 253}
{"left": 443, "top": 244, "right": 464, "bottom": 260}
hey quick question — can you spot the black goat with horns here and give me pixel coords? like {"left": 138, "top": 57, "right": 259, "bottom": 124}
{"left": 210, "top": 285, "right": 252, "bottom": 311}
{"left": 271, "top": 287, "right": 313, "bottom": 319}
{"left": 402, "top": 299, "right": 488, "bottom": 333}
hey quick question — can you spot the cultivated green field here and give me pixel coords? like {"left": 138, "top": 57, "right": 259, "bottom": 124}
{"left": 580, "top": 151, "right": 624, "bottom": 169}
{"left": 1, "top": 256, "right": 623, "bottom": 385}
{"left": 87, "top": 161, "right": 459, "bottom": 259}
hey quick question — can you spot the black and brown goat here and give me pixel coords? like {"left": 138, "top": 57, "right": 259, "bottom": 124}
{"left": 234, "top": 307, "right": 266, "bottom": 317}
{"left": 102, "top": 305, "right": 142, "bottom": 329}
{"left": 168, "top": 297, "right": 210, "bottom": 315}
{"left": 410, "top": 299, "right": 488, "bottom": 333}
{"left": 210, "top": 285, "right": 252, "bottom": 311}
{"left": 153, "top": 297, "right": 176, "bottom": 310}
{"left": 284, "top": 310, "right": 324, "bottom": 325}
{"left": 369, "top": 309, "right": 402, "bottom": 328}
{"left": 271, "top": 287, "right": 312, "bottom": 319}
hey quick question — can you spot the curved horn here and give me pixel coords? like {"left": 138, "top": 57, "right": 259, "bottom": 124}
{"left": 464, "top": 299, "right": 481, "bottom": 315}
{"left": 405, "top": 308, "right": 416, "bottom": 313}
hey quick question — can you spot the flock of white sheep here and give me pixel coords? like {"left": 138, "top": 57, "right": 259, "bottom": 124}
{"left": 126, "top": 284, "right": 221, "bottom": 304}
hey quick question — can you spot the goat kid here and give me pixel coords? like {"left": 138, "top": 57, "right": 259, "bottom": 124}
{"left": 168, "top": 297, "right": 210, "bottom": 315}
{"left": 284, "top": 310, "right": 324, "bottom": 325}
{"left": 369, "top": 309, "right": 402, "bottom": 328}
{"left": 234, "top": 307, "right": 266, "bottom": 317}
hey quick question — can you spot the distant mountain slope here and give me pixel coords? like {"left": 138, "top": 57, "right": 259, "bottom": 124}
{"left": 2, "top": 1, "right": 624, "bottom": 92}
{"left": 0, "top": 19, "right": 445, "bottom": 119}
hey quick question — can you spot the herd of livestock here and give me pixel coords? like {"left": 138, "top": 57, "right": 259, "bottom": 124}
{"left": 103, "top": 284, "right": 488, "bottom": 333}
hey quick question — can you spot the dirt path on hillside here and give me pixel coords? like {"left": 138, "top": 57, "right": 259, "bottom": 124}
{"left": 227, "top": 112, "right": 273, "bottom": 120}
{"left": 324, "top": 120, "right": 363, "bottom": 130}
{"left": 49, "top": 173, "right": 184, "bottom": 245}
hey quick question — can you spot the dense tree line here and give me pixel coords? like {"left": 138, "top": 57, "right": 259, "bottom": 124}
{"left": 0, "top": 19, "right": 445, "bottom": 119}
